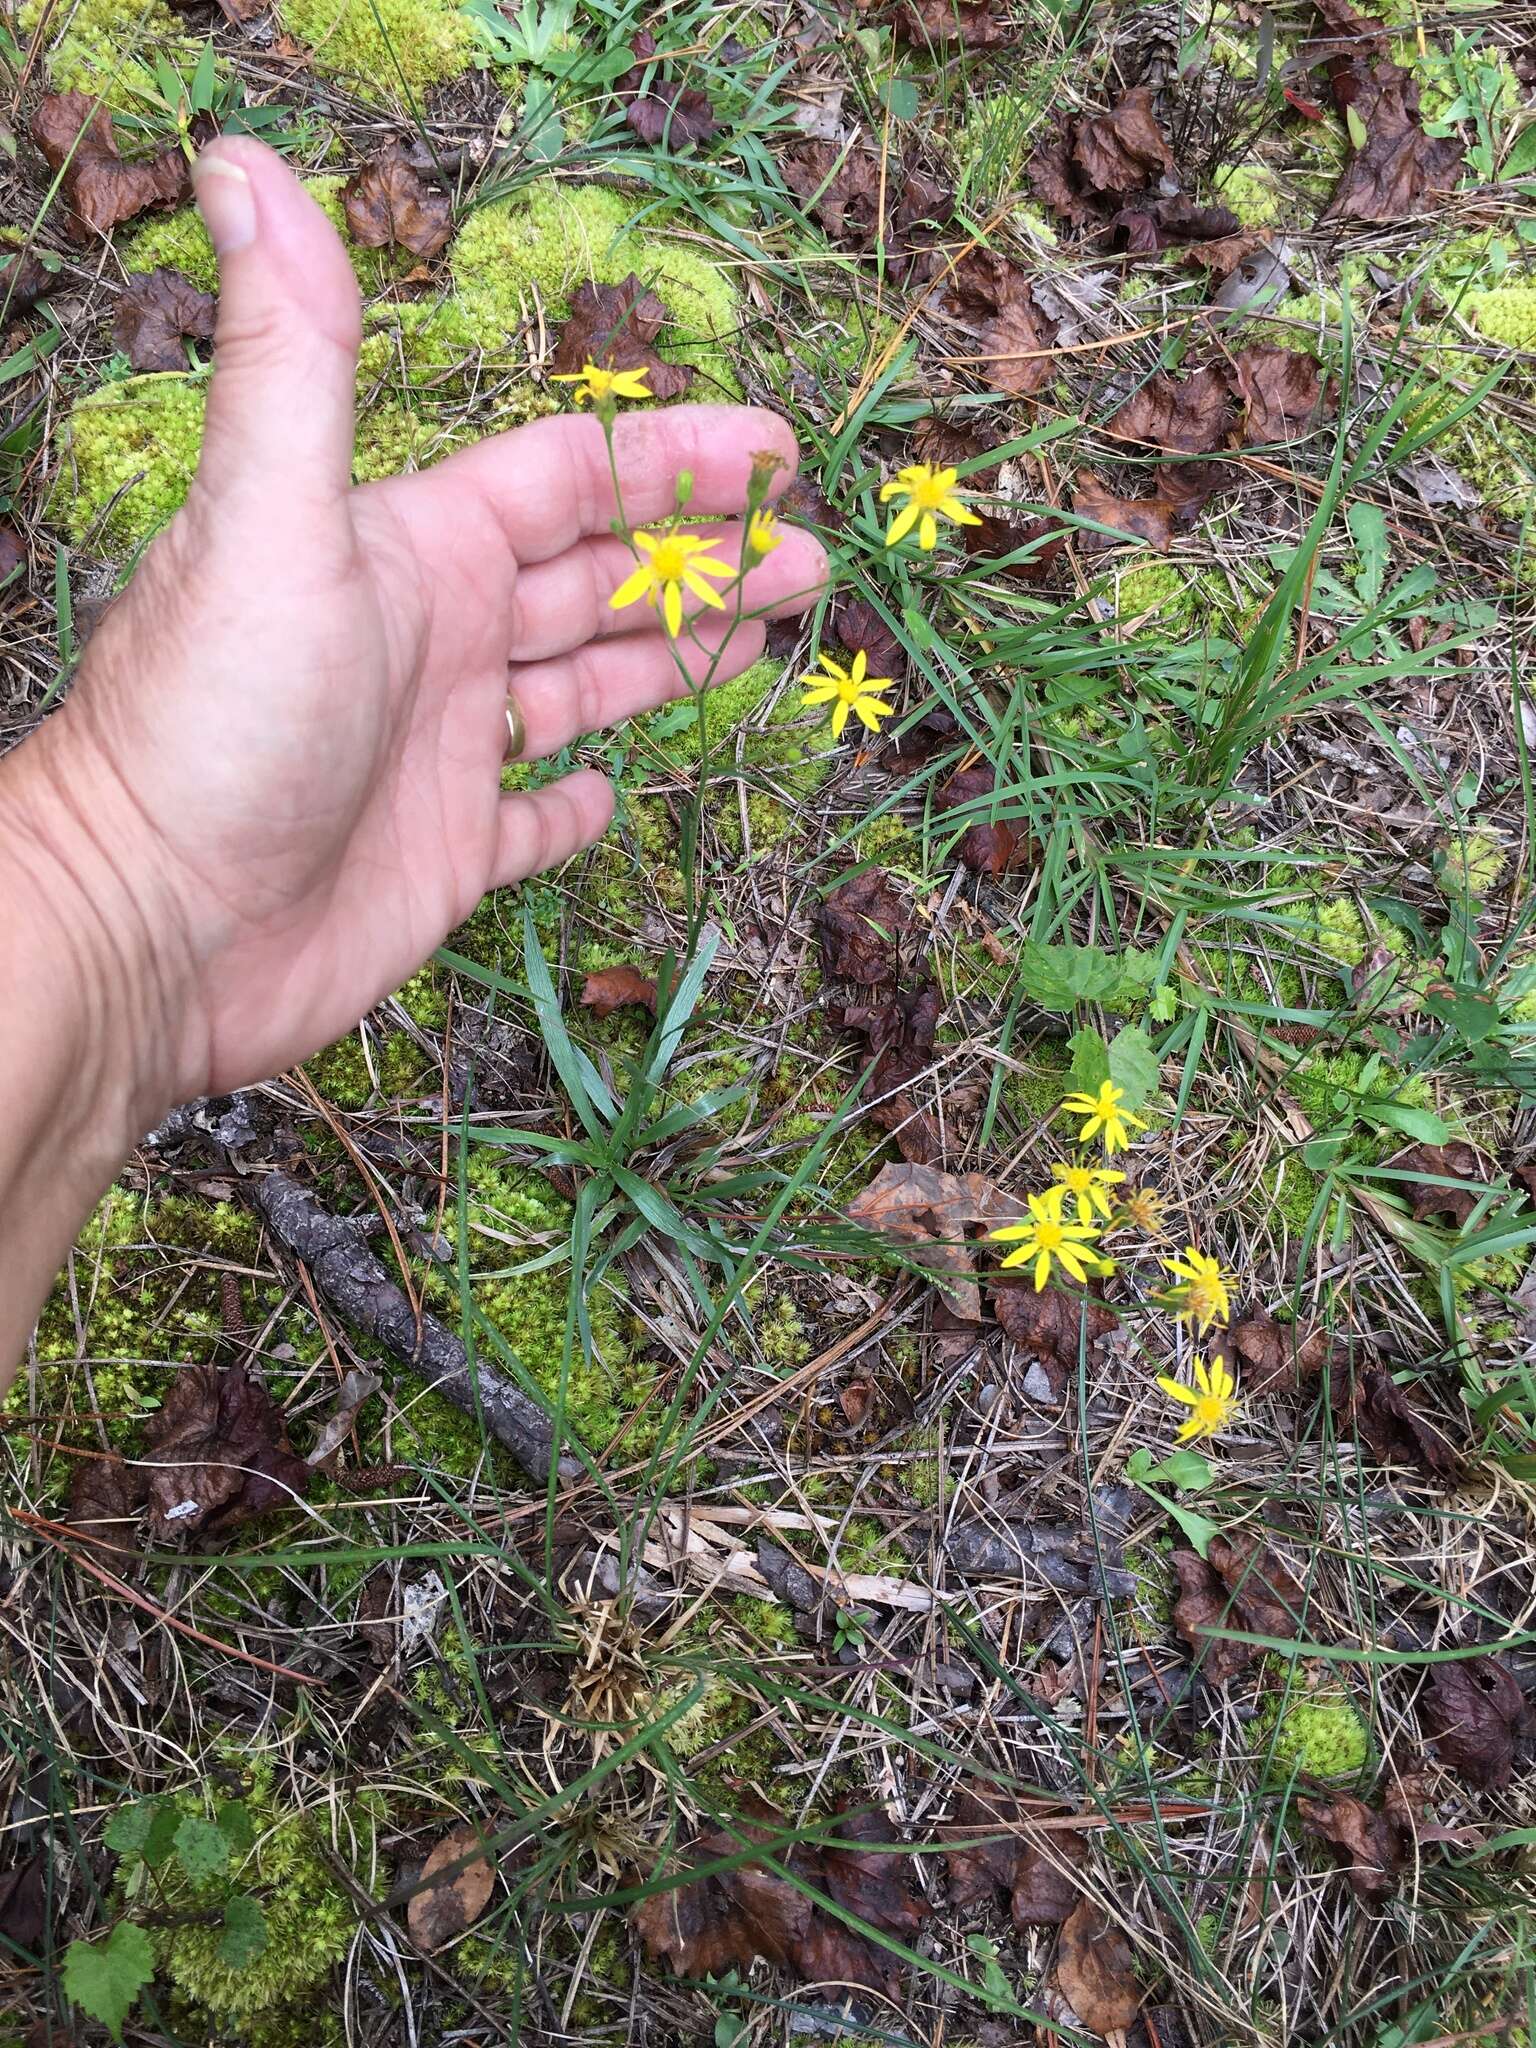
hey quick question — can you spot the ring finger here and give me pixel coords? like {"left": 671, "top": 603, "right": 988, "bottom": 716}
{"left": 507, "top": 613, "right": 771, "bottom": 762}
{"left": 507, "top": 520, "right": 828, "bottom": 665}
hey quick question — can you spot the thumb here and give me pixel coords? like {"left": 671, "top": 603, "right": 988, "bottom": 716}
{"left": 191, "top": 137, "right": 362, "bottom": 503}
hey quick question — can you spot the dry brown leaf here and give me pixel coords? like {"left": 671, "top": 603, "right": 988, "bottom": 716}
{"left": 634, "top": 1794, "right": 920, "bottom": 2000}
{"left": 1230, "top": 344, "right": 1333, "bottom": 445}
{"left": 579, "top": 964, "right": 659, "bottom": 1019}
{"left": 343, "top": 143, "right": 452, "bottom": 258}
{"left": 1111, "top": 195, "right": 1243, "bottom": 253}
{"left": 935, "top": 761, "right": 1029, "bottom": 875}
{"left": 992, "top": 1282, "right": 1118, "bottom": 1400}
{"left": 550, "top": 274, "right": 693, "bottom": 401}
{"left": 0, "top": 524, "right": 24, "bottom": 600}
{"left": 617, "top": 32, "right": 719, "bottom": 149}
{"left": 1333, "top": 1368, "right": 1461, "bottom": 1480}
{"left": 895, "top": 0, "right": 1013, "bottom": 49}
{"left": 112, "top": 266, "right": 216, "bottom": 373}
{"left": 1073, "top": 87, "right": 1173, "bottom": 198}
{"left": 944, "top": 249, "right": 1060, "bottom": 398}
{"left": 1055, "top": 1897, "right": 1141, "bottom": 2035}
{"left": 818, "top": 870, "right": 916, "bottom": 986}
{"left": 829, "top": 593, "right": 906, "bottom": 681}
{"left": 1392, "top": 1140, "right": 1487, "bottom": 1226}
{"left": 142, "top": 1364, "right": 312, "bottom": 1543}
{"left": 1109, "top": 366, "right": 1235, "bottom": 455}
{"left": 1072, "top": 471, "right": 1177, "bottom": 552}
{"left": 1207, "top": 1531, "right": 1305, "bottom": 1643}
{"left": 1422, "top": 1655, "right": 1536, "bottom": 1791}
{"left": 846, "top": 1162, "right": 1017, "bottom": 1319}
{"left": 67, "top": 1452, "right": 147, "bottom": 1549}
{"left": 31, "top": 91, "right": 190, "bottom": 241}
{"left": 1223, "top": 1310, "right": 1331, "bottom": 1394}
{"left": 836, "top": 982, "right": 947, "bottom": 1164}
{"left": 1297, "top": 1788, "right": 1406, "bottom": 1901}
{"left": 0, "top": 243, "right": 61, "bottom": 313}
{"left": 1010, "top": 1828, "right": 1086, "bottom": 1928}
{"left": 1323, "top": 52, "right": 1464, "bottom": 223}
{"left": 408, "top": 1824, "right": 495, "bottom": 1950}
{"left": 942, "top": 1781, "right": 1032, "bottom": 1907}
{"left": 1170, "top": 1549, "right": 1256, "bottom": 1687}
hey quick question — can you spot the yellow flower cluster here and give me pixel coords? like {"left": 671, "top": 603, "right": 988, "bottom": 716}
{"left": 987, "top": 1072, "right": 1242, "bottom": 1445}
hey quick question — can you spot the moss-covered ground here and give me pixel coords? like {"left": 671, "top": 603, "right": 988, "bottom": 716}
{"left": 5, "top": 0, "right": 1536, "bottom": 2042}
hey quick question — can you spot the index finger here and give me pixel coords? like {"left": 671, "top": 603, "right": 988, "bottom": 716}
{"left": 408, "top": 405, "right": 801, "bottom": 567}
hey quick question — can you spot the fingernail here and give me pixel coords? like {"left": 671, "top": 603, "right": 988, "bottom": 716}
{"left": 192, "top": 152, "right": 256, "bottom": 255}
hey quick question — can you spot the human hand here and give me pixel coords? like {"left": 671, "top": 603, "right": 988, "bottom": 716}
{"left": 5, "top": 138, "right": 827, "bottom": 1120}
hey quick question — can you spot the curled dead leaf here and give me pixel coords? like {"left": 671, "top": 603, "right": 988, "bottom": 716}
{"left": 1422, "top": 1655, "right": 1536, "bottom": 1791}
{"left": 342, "top": 142, "right": 452, "bottom": 259}
{"left": 1298, "top": 1787, "right": 1408, "bottom": 1902}
{"left": 550, "top": 275, "right": 693, "bottom": 402}
{"left": 1072, "top": 471, "right": 1177, "bottom": 552}
{"left": 408, "top": 1824, "right": 495, "bottom": 1950}
{"left": 846, "top": 1161, "right": 1017, "bottom": 1319}
{"left": 993, "top": 1283, "right": 1118, "bottom": 1400}
{"left": 1054, "top": 1897, "right": 1141, "bottom": 2036}
{"left": 1332, "top": 1367, "right": 1461, "bottom": 1481}
{"left": 1230, "top": 343, "right": 1334, "bottom": 446}
{"left": 112, "top": 266, "right": 216, "bottom": 373}
{"left": 818, "top": 870, "right": 916, "bottom": 986}
{"left": 31, "top": 91, "right": 190, "bottom": 241}
{"left": 579, "top": 964, "right": 659, "bottom": 1019}
{"left": 142, "top": 1364, "right": 312, "bottom": 1543}
{"left": 617, "top": 33, "right": 719, "bottom": 149}
{"left": 1392, "top": 1140, "right": 1488, "bottom": 1227}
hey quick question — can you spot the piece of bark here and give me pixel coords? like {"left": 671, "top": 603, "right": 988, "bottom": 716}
{"left": 253, "top": 1173, "right": 574, "bottom": 1482}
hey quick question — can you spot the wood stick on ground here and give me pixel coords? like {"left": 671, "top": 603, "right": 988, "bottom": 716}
{"left": 253, "top": 1172, "right": 578, "bottom": 1485}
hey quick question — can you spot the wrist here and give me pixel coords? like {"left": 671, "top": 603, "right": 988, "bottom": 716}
{"left": 0, "top": 713, "right": 195, "bottom": 1145}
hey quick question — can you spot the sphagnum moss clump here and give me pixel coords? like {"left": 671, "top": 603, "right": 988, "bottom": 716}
{"left": 279, "top": 0, "right": 477, "bottom": 98}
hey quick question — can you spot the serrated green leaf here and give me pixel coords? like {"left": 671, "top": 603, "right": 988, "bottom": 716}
{"left": 1018, "top": 941, "right": 1121, "bottom": 1012}
{"left": 174, "top": 1814, "right": 230, "bottom": 1883}
{"left": 1148, "top": 982, "right": 1179, "bottom": 1023}
{"left": 104, "top": 1799, "right": 162, "bottom": 1860}
{"left": 1066, "top": 1026, "right": 1109, "bottom": 1097}
{"left": 63, "top": 1923, "right": 154, "bottom": 2042}
{"left": 217, "top": 1895, "right": 268, "bottom": 1970}
{"left": 1106, "top": 1024, "right": 1158, "bottom": 1112}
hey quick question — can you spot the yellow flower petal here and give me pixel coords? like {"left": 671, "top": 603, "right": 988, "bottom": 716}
{"left": 610, "top": 563, "right": 653, "bottom": 611}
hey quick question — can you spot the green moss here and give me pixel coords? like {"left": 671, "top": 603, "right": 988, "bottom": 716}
{"left": 452, "top": 183, "right": 743, "bottom": 396}
{"left": 1115, "top": 560, "right": 1201, "bottom": 626}
{"left": 432, "top": 1155, "right": 646, "bottom": 1454}
{"left": 121, "top": 1761, "right": 374, "bottom": 2039}
{"left": 758, "top": 1293, "right": 811, "bottom": 1370}
{"left": 1261, "top": 1686, "right": 1370, "bottom": 1782}
{"left": 305, "top": 1023, "right": 433, "bottom": 1108}
{"left": 1212, "top": 162, "right": 1284, "bottom": 227}
{"left": 18, "top": 0, "right": 190, "bottom": 93}
{"left": 1438, "top": 828, "right": 1507, "bottom": 900}
{"left": 125, "top": 177, "right": 417, "bottom": 297}
{"left": 53, "top": 373, "right": 206, "bottom": 552}
{"left": 280, "top": 0, "right": 477, "bottom": 98}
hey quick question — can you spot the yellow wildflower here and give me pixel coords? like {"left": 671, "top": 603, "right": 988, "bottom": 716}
{"left": 1157, "top": 1355, "right": 1239, "bottom": 1442}
{"left": 745, "top": 506, "right": 782, "bottom": 559}
{"left": 989, "top": 1190, "right": 1108, "bottom": 1292}
{"left": 549, "top": 361, "right": 653, "bottom": 406}
{"left": 610, "top": 530, "right": 734, "bottom": 638}
{"left": 879, "top": 462, "right": 983, "bottom": 551}
{"left": 1162, "top": 1247, "right": 1234, "bottom": 1332}
{"left": 1059, "top": 1079, "right": 1148, "bottom": 1156}
{"left": 801, "top": 648, "right": 895, "bottom": 739}
{"left": 1050, "top": 1160, "right": 1126, "bottom": 1225}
